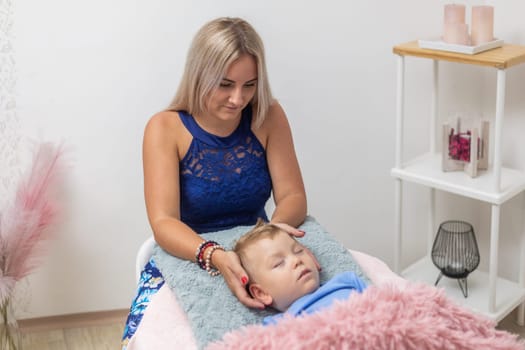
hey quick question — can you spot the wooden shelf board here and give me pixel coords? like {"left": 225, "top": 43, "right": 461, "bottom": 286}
{"left": 403, "top": 257, "right": 525, "bottom": 322}
{"left": 391, "top": 153, "right": 525, "bottom": 205}
{"left": 393, "top": 41, "right": 525, "bottom": 69}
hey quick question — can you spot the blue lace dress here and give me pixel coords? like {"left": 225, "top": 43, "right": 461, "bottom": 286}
{"left": 122, "top": 106, "right": 271, "bottom": 347}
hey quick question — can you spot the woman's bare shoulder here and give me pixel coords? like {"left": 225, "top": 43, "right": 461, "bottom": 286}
{"left": 146, "top": 110, "right": 191, "bottom": 139}
{"left": 144, "top": 110, "right": 192, "bottom": 159}
{"left": 267, "top": 100, "right": 286, "bottom": 119}
{"left": 260, "top": 101, "right": 290, "bottom": 131}
{"left": 145, "top": 110, "right": 181, "bottom": 133}
{"left": 253, "top": 101, "right": 290, "bottom": 147}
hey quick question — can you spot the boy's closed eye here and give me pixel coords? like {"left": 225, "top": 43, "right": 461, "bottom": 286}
{"left": 294, "top": 247, "right": 304, "bottom": 254}
{"left": 272, "top": 260, "right": 284, "bottom": 269}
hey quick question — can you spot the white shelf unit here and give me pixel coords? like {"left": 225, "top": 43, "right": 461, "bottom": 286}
{"left": 392, "top": 41, "right": 525, "bottom": 324}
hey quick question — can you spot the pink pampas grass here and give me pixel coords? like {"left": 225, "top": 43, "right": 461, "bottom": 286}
{"left": 0, "top": 142, "right": 66, "bottom": 306}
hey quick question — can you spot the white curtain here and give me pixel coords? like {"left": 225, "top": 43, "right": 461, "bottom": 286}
{"left": 0, "top": 0, "right": 20, "bottom": 210}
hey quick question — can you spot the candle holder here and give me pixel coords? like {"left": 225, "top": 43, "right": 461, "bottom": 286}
{"left": 431, "top": 220, "right": 480, "bottom": 297}
{"left": 442, "top": 116, "right": 489, "bottom": 178}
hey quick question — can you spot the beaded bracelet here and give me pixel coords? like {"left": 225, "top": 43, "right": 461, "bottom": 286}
{"left": 205, "top": 244, "right": 225, "bottom": 276}
{"left": 197, "top": 241, "right": 217, "bottom": 270}
{"left": 195, "top": 240, "right": 219, "bottom": 270}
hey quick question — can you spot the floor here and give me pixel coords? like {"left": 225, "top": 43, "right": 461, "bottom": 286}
{"left": 14, "top": 309, "right": 525, "bottom": 349}
{"left": 498, "top": 309, "right": 525, "bottom": 339}
{"left": 18, "top": 311, "right": 126, "bottom": 350}
{"left": 20, "top": 323, "right": 124, "bottom": 350}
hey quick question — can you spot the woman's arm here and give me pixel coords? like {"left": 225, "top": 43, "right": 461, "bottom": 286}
{"left": 257, "top": 102, "right": 307, "bottom": 228}
{"left": 143, "top": 111, "right": 202, "bottom": 261}
{"left": 143, "top": 112, "right": 264, "bottom": 308}
{"left": 255, "top": 103, "right": 321, "bottom": 270}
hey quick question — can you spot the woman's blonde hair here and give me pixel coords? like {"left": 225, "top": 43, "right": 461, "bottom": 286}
{"left": 168, "top": 17, "right": 274, "bottom": 128}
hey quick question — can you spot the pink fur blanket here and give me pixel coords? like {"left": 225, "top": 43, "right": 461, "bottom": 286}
{"left": 206, "top": 282, "right": 524, "bottom": 350}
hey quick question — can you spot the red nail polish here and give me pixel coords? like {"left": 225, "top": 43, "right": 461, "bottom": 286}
{"left": 241, "top": 276, "right": 248, "bottom": 285}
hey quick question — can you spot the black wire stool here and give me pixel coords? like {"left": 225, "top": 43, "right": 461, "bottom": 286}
{"left": 431, "top": 220, "right": 480, "bottom": 297}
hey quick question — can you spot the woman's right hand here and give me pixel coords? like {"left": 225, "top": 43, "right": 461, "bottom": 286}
{"left": 211, "top": 249, "right": 266, "bottom": 309}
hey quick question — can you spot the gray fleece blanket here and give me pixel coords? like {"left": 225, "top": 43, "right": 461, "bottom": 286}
{"left": 152, "top": 216, "right": 370, "bottom": 349}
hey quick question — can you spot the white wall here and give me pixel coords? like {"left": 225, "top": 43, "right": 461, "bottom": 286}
{"left": 8, "top": 0, "right": 525, "bottom": 318}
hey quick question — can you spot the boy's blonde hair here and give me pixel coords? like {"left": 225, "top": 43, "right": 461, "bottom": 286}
{"left": 234, "top": 219, "right": 288, "bottom": 264}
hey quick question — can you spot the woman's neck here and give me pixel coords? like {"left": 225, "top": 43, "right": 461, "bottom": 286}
{"left": 193, "top": 112, "right": 242, "bottom": 137}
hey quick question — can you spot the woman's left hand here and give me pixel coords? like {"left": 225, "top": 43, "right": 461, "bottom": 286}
{"left": 271, "top": 222, "right": 305, "bottom": 237}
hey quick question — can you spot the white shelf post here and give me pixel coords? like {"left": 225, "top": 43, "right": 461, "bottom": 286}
{"left": 518, "top": 213, "right": 525, "bottom": 325}
{"left": 395, "top": 55, "right": 405, "bottom": 169}
{"left": 488, "top": 69, "right": 504, "bottom": 314}
{"left": 395, "top": 180, "right": 403, "bottom": 274}
{"left": 493, "top": 69, "right": 506, "bottom": 192}
{"left": 489, "top": 204, "right": 501, "bottom": 313}
{"left": 394, "top": 54, "right": 405, "bottom": 274}
{"left": 428, "top": 60, "right": 439, "bottom": 254}
{"left": 430, "top": 60, "right": 438, "bottom": 154}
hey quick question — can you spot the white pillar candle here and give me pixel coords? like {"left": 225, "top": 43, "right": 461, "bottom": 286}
{"left": 471, "top": 5, "right": 494, "bottom": 46}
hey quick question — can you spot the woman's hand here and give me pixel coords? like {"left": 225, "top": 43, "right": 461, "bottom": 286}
{"left": 212, "top": 249, "right": 266, "bottom": 309}
{"left": 270, "top": 222, "right": 305, "bottom": 237}
{"left": 271, "top": 222, "right": 322, "bottom": 272}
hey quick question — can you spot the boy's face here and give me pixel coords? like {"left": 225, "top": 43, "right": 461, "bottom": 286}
{"left": 243, "top": 231, "right": 320, "bottom": 311}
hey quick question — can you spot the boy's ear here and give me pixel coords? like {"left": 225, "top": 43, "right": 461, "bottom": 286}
{"left": 249, "top": 284, "right": 273, "bottom": 306}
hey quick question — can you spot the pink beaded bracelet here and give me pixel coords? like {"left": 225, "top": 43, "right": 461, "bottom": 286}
{"left": 205, "top": 244, "right": 225, "bottom": 276}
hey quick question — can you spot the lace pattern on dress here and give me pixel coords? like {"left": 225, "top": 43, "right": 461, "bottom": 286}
{"left": 178, "top": 108, "right": 272, "bottom": 233}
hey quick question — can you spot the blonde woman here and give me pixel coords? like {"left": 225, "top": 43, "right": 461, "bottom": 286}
{"left": 123, "top": 17, "right": 309, "bottom": 345}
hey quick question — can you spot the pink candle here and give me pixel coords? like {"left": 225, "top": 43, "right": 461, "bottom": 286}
{"left": 443, "top": 4, "right": 468, "bottom": 44}
{"left": 444, "top": 23, "right": 470, "bottom": 45}
{"left": 444, "top": 4, "right": 466, "bottom": 24}
{"left": 471, "top": 6, "right": 494, "bottom": 46}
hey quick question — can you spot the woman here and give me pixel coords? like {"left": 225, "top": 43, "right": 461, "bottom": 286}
{"left": 123, "top": 16, "right": 307, "bottom": 344}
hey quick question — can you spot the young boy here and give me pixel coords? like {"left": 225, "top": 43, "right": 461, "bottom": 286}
{"left": 233, "top": 220, "right": 368, "bottom": 325}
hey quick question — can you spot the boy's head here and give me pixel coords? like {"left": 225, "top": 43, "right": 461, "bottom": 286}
{"left": 234, "top": 220, "right": 320, "bottom": 311}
